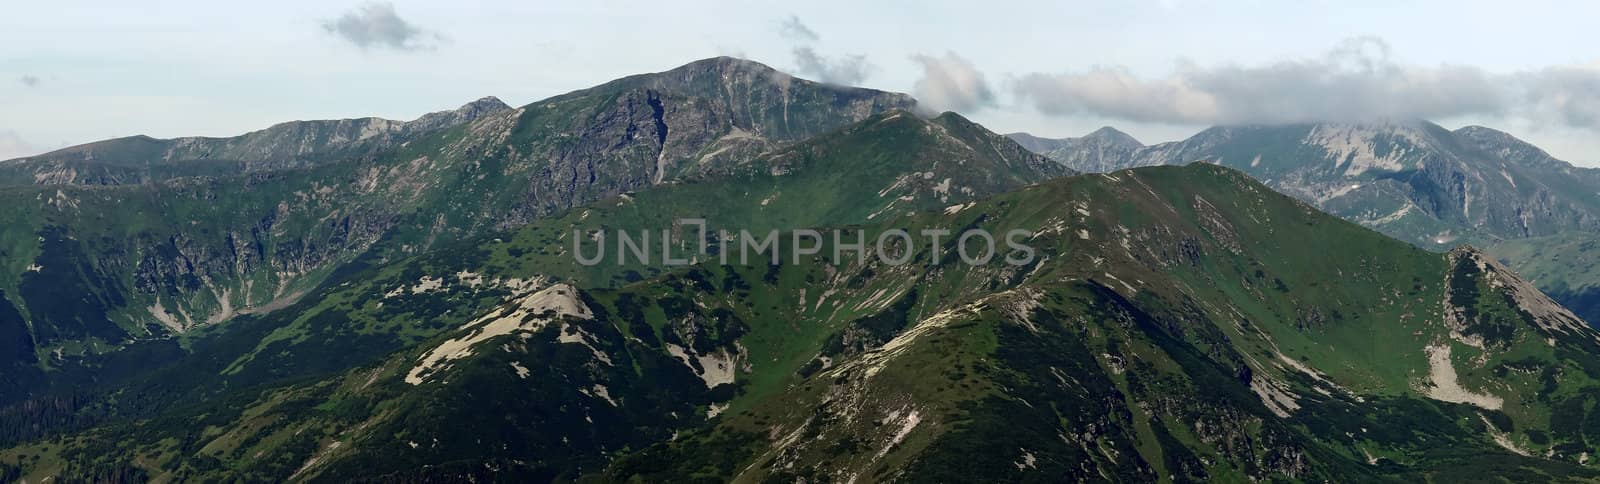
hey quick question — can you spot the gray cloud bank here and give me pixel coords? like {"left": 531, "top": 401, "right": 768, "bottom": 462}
{"left": 1005, "top": 37, "right": 1600, "bottom": 129}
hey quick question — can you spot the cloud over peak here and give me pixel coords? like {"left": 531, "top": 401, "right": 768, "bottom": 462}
{"left": 322, "top": 2, "right": 441, "bottom": 52}
{"left": 1012, "top": 37, "right": 1508, "bottom": 125}
{"left": 777, "top": 15, "right": 819, "bottom": 42}
{"left": 911, "top": 52, "right": 996, "bottom": 114}
{"left": 793, "top": 47, "right": 870, "bottom": 86}
{"left": 777, "top": 15, "right": 871, "bottom": 86}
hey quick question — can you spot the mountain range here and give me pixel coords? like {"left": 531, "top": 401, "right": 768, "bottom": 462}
{"left": 1008, "top": 122, "right": 1600, "bottom": 327}
{"left": 0, "top": 56, "right": 921, "bottom": 401}
{"left": 1, "top": 57, "right": 1598, "bottom": 482}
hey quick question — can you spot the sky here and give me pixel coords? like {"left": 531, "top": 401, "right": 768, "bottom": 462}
{"left": 3, "top": 1, "right": 1599, "bottom": 165}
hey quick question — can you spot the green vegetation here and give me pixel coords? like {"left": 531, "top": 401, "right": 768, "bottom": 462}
{"left": 3, "top": 58, "right": 1599, "bottom": 482}
{"left": 6, "top": 163, "right": 1599, "bottom": 482}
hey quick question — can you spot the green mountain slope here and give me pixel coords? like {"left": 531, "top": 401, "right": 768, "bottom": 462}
{"left": 0, "top": 108, "right": 1065, "bottom": 479}
{"left": 1494, "top": 235, "right": 1600, "bottom": 331}
{"left": 0, "top": 57, "right": 922, "bottom": 403}
{"left": 613, "top": 164, "right": 1600, "bottom": 482}
{"left": 198, "top": 109, "right": 1064, "bottom": 388}
{"left": 9, "top": 164, "right": 1600, "bottom": 482}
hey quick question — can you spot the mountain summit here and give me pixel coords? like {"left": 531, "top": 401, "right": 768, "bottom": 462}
{"left": 1005, "top": 126, "right": 1145, "bottom": 173}
{"left": 556, "top": 56, "right": 918, "bottom": 143}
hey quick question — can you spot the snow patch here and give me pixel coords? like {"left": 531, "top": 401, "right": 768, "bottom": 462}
{"left": 410, "top": 276, "right": 444, "bottom": 294}
{"left": 943, "top": 202, "right": 974, "bottom": 215}
{"left": 1363, "top": 204, "right": 1415, "bottom": 226}
{"left": 1421, "top": 344, "right": 1502, "bottom": 410}
{"left": 147, "top": 300, "right": 185, "bottom": 333}
{"left": 1015, "top": 450, "right": 1038, "bottom": 470}
{"left": 556, "top": 323, "right": 614, "bottom": 365}
{"left": 1249, "top": 374, "right": 1301, "bottom": 418}
{"left": 1481, "top": 415, "right": 1528, "bottom": 456}
{"left": 405, "top": 284, "right": 591, "bottom": 385}
{"left": 875, "top": 408, "right": 922, "bottom": 458}
{"left": 588, "top": 384, "right": 618, "bottom": 406}
{"left": 1304, "top": 123, "right": 1425, "bottom": 176}
{"left": 665, "top": 343, "right": 740, "bottom": 388}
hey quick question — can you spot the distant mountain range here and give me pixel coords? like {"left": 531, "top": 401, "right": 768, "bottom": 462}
{"left": 1007, "top": 127, "right": 1145, "bottom": 173}
{"left": 0, "top": 96, "right": 514, "bottom": 185}
{"left": 3, "top": 57, "right": 1600, "bottom": 482}
{"left": 1009, "top": 122, "right": 1600, "bottom": 325}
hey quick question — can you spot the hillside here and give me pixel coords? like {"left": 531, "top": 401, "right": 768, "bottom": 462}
{"left": 0, "top": 56, "right": 924, "bottom": 404}
{"left": 0, "top": 106, "right": 1065, "bottom": 459}
{"left": 7, "top": 164, "right": 1600, "bottom": 481}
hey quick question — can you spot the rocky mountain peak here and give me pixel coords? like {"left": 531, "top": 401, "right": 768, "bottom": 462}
{"left": 1453, "top": 125, "right": 1517, "bottom": 140}
{"left": 1083, "top": 126, "right": 1144, "bottom": 147}
{"left": 443, "top": 96, "right": 512, "bottom": 120}
{"left": 461, "top": 95, "right": 510, "bottom": 111}
{"left": 1448, "top": 246, "right": 1596, "bottom": 339}
{"left": 678, "top": 55, "right": 784, "bottom": 76}
{"left": 540, "top": 56, "right": 916, "bottom": 147}
{"left": 1452, "top": 125, "right": 1567, "bottom": 168}
{"left": 405, "top": 96, "right": 514, "bottom": 132}
{"left": 1004, "top": 126, "right": 1144, "bottom": 153}
{"left": 1005, "top": 126, "right": 1148, "bottom": 173}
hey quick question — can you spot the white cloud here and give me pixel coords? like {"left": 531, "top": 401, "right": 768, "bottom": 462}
{"left": 910, "top": 52, "right": 996, "bottom": 114}
{"left": 792, "top": 47, "right": 870, "bottom": 85}
{"left": 321, "top": 2, "right": 441, "bottom": 52}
